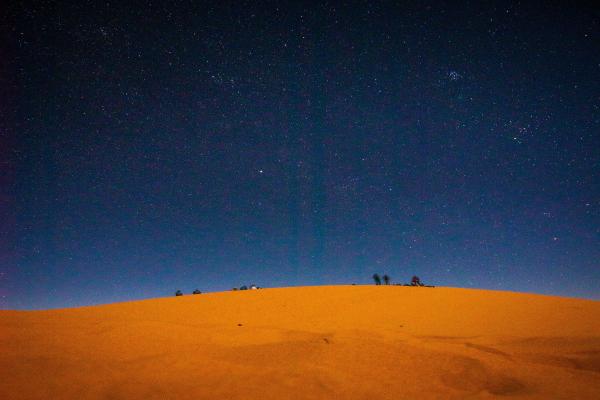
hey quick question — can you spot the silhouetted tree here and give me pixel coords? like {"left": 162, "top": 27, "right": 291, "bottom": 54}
{"left": 175, "top": 290, "right": 183, "bottom": 296}
{"left": 240, "top": 285, "right": 248, "bottom": 290}
{"left": 192, "top": 289, "right": 202, "bottom": 295}
{"left": 372, "top": 273, "right": 382, "bottom": 285}
{"left": 383, "top": 274, "right": 390, "bottom": 285}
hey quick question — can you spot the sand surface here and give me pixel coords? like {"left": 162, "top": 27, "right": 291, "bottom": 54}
{"left": 1, "top": 285, "right": 599, "bottom": 399}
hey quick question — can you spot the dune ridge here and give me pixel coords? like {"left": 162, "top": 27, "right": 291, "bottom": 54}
{"left": 1, "top": 285, "right": 599, "bottom": 399}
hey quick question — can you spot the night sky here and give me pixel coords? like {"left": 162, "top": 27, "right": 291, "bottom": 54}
{"left": 4, "top": 2, "right": 599, "bottom": 309}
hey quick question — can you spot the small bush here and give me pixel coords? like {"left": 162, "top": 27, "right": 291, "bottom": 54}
{"left": 372, "top": 274, "right": 381, "bottom": 285}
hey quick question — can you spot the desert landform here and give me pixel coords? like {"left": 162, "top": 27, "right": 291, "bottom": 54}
{"left": 1, "top": 285, "right": 599, "bottom": 399}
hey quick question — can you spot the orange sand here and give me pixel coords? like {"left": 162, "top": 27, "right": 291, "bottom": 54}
{"left": 1, "top": 285, "right": 599, "bottom": 399}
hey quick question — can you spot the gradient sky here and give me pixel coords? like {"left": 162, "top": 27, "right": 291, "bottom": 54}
{"left": 4, "top": 2, "right": 599, "bottom": 309}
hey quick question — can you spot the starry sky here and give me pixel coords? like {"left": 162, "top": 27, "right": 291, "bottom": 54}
{"left": 4, "top": 2, "right": 599, "bottom": 309}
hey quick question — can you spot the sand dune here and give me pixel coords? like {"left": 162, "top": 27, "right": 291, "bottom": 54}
{"left": 1, "top": 286, "right": 599, "bottom": 399}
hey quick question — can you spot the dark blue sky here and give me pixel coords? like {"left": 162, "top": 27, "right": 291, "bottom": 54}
{"left": 4, "top": 1, "right": 599, "bottom": 309}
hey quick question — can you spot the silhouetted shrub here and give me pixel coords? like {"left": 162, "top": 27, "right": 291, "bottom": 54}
{"left": 383, "top": 274, "right": 390, "bottom": 285}
{"left": 175, "top": 290, "right": 183, "bottom": 296}
{"left": 192, "top": 289, "right": 202, "bottom": 295}
{"left": 372, "top": 274, "right": 381, "bottom": 285}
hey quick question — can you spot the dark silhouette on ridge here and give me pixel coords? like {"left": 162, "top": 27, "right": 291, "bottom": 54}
{"left": 175, "top": 290, "right": 183, "bottom": 296}
{"left": 192, "top": 289, "right": 202, "bottom": 295}
{"left": 383, "top": 275, "right": 390, "bottom": 285}
{"left": 372, "top": 273, "right": 382, "bottom": 285}
{"left": 411, "top": 276, "right": 423, "bottom": 286}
